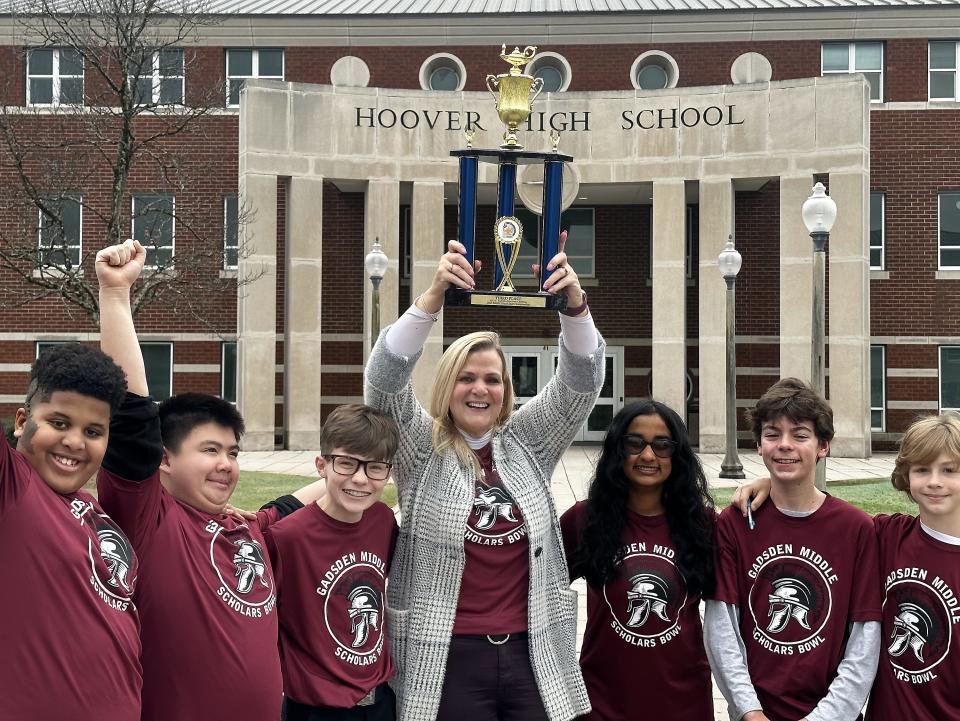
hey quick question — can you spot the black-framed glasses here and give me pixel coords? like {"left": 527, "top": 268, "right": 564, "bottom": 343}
{"left": 620, "top": 435, "right": 678, "bottom": 459}
{"left": 326, "top": 454, "right": 393, "bottom": 480}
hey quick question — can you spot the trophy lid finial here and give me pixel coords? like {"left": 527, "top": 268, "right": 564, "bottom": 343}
{"left": 500, "top": 45, "right": 537, "bottom": 75}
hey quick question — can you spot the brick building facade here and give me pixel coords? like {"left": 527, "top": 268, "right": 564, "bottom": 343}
{"left": 0, "top": 1, "right": 958, "bottom": 452}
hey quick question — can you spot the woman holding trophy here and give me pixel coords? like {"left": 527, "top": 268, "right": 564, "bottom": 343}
{"left": 364, "top": 235, "right": 602, "bottom": 721}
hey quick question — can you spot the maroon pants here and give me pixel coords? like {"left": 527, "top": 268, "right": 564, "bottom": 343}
{"left": 437, "top": 633, "right": 550, "bottom": 721}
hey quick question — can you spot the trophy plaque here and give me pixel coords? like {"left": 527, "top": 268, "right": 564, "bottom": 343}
{"left": 444, "top": 45, "right": 574, "bottom": 311}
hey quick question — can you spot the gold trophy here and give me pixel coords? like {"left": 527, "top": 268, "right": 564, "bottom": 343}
{"left": 446, "top": 45, "right": 572, "bottom": 310}
{"left": 485, "top": 45, "right": 544, "bottom": 150}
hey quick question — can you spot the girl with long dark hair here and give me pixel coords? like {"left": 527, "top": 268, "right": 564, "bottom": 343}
{"left": 559, "top": 400, "right": 716, "bottom": 721}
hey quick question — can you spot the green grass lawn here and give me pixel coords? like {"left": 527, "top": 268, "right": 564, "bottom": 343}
{"left": 710, "top": 478, "right": 918, "bottom": 517}
{"left": 231, "top": 472, "right": 397, "bottom": 512}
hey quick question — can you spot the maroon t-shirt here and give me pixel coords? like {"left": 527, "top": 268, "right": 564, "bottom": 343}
{"left": 711, "top": 496, "right": 882, "bottom": 721}
{"left": 0, "top": 430, "right": 141, "bottom": 721}
{"left": 560, "top": 501, "right": 713, "bottom": 721}
{"left": 866, "top": 514, "right": 960, "bottom": 721}
{"left": 453, "top": 443, "right": 530, "bottom": 634}
{"left": 265, "top": 501, "right": 398, "bottom": 707}
{"left": 98, "top": 468, "right": 283, "bottom": 721}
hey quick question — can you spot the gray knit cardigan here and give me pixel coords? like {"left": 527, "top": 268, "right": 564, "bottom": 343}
{"left": 363, "top": 327, "right": 606, "bottom": 721}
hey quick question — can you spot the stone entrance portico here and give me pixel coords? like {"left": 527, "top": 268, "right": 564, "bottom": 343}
{"left": 237, "top": 74, "right": 871, "bottom": 455}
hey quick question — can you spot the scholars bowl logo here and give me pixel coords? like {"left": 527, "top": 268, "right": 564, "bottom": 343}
{"left": 467, "top": 483, "right": 525, "bottom": 542}
{"left": 85, "top": 511, "right": 138, "bottom": 608}
{"left": 883, "top": 581, "right": 951, "bottom": 675}
{"left": 209, "top": 526, "right": 276, "bottom": 611}
{"left": 605, "top": 552, "right": 686, "bottom": 640}
{"left": 323, "top": 565, "right": 387, "bottom": 661}
{"left": 749, "top": 557, "right": 832, "bottom": 646}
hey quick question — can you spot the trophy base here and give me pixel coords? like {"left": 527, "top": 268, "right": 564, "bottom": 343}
{"left": 445, "top": 288, "right": 568, "bottom": 311}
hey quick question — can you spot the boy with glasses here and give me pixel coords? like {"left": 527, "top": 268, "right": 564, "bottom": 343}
{"left": 264, "top": 403, "right": 400, "bottom": 720}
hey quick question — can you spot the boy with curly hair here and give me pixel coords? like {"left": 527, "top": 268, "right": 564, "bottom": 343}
{"left": 0, "top": 268, "right": 144, "bottom": 719}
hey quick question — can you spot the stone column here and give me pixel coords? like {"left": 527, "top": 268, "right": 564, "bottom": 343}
{"left": 285, "top": 176, "right": 324, "bottom": 450}
{"left": 411, "top": 181, "right": 445, "bottom": 402}
{"left": 651, "top": 179, "right": 687, "bottom": 421}
{"left": 237, "top": 173, "right": 277, "bottom": 451}
{"left": 827, "top": 171, "right": 871, "bottom": 457}
{"left": 779, "top": 175, "right": 815, "bottom": 382}
{"left": 698, "top": 178, "right": 734, "bottom": 452}
{"left": 364, "top": 180, "right": 400, "bottom": 358}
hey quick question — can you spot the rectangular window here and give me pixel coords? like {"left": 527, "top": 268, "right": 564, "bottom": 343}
{"left": 224, "top": 194, "right": 239, "bottom": 269}
{"left": 870, "top": 345, "right": 885, "bottom": 431}
{"left": 132, "top": 194, "right": 175, "bottom": 267}
{"left": 504, "top": 207, "right": 596, "bottom": 279}
{"left": 870, "top": 192, "right": 884, "bottom": 270}
{"left": 939, "top": 192, "right": 960, "bottom": 269}
{"left": 221, "top": 341, "right": 237, "bottom": 403}
{"left": 821, "top": 42, "right": 883, "bottom": 102}
{"left": 36, "top": 341, "right": 67, "bottom": 357}
{"left": 130, "top": 48, "right": 184, "bottom": 105}
{"left": 929, "top": 41, "right": 959, "bottom": 101}
{"left": 225, "top": 49, "right": 283, "bottom": 107}
{"left": 27, "top": 48, "right": 84, "bottom": 105}
{"left": 941, "top": 346, "right": 960, "bottom": 411}
{"left": 38, "top": 194, "right": 82, "bottom": 269}
{"left": 141, "top": 342, "right": 173, "bottom": 401}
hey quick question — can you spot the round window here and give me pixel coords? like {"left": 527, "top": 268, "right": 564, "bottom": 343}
{"left": 637, "top": 64, "right": 668, "bottom": 90}
{"left": 429, "top": 66, "right": 459, "bottom": 91}
{"left": 535, "top": 65, "right": 564, "bottom": 93}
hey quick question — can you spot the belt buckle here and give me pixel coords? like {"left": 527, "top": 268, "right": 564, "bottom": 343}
{"left": 356, "top": 687, "right": 377, "bottom": 707}
{"left": 485, "top": 633, "right": 510, "bottom": 645}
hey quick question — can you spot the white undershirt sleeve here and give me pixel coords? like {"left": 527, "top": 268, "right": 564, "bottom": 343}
{"left": 704, "top": 600, "right": 763, "bottom": 721}
{"left": 558, "top": 311, "right": 599, "bottom": 355}
{"left": 384, "top": 303, "right": 438, "bottom": 357}
{"left": 806, "top": 621, "right": 881, "bottom": 721}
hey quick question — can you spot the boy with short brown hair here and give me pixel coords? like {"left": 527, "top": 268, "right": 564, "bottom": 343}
{"left": 265, "top": 403, "right": 400, "bottom": 720}
{"left": 705, "top": 377, "right": 882, "bottom": 721}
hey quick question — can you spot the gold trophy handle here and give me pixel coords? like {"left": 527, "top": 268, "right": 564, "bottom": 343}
{"left": 485, "top": 74, "right": 500, "bottom": 104}
{"left": 529, "top": 76, "right": 545, "bottom": 104}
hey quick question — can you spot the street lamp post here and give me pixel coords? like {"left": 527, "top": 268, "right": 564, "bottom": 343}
{"left": 364, "top": 237, "right": 388, "bottom": 351}
{"left": 718, "top": 235, "right": 745, "bottom": 480}
{"left": 801, "top": 182, "right": 837, "bottom": 491}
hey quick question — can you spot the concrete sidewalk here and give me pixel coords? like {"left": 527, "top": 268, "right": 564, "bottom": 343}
{"left": 243, "top": 446, "right": 895, "bottom": 720}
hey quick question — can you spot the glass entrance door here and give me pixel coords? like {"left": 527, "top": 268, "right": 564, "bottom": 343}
{"left": 505, "top": 346, "right": 623, "bottom": 442}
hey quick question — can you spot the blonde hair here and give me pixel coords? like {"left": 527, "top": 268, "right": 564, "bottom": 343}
{"left": 891, "top": 412, "right": 960, "bottom": 496}
{"left": 429, "top": 331, "right": 514, "bottom": 474}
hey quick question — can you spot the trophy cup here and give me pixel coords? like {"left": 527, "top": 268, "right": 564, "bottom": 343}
{"left": 444, "top": 45, "right": 574, "bottom": 310}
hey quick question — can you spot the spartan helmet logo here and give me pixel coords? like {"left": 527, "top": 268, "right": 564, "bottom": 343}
{"left": 889, "top": 602, "right": 933, "bottom": 663}
{"left": 232, "top": 539, "right": 269, "bottom": 594}
{"left": 625, "top": 573, "right": 671, "bottom": 628}
{"left": 473, "top": 486, "right": 518, "bottom": 530}
{"left": 766, "top": 578, "right": 813, "bottom": 634}
{"left": 97, "top": 528, "right": 133, "bottom": 592}
{"left": 347, "top": 585, "right": 381, "bottom": 648}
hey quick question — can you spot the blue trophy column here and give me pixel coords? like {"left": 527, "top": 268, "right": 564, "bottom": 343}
{"left": 458, "top": 154, "right": 479, "bottom": 265}
{"left": 495, "top": 159, "right": 518, "bottom": 290}
{"left": 540, "top": 159, "right": 564, "bottom": 289}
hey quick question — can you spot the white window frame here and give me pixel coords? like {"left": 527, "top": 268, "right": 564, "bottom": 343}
{"left": 929, "top": 40, "right": 959, "bottom": 101}
{"left": 130, "top": 48, "right": 184, "bottom": 106}
{"left": 870, "top": 345, "right": 886, "bottom": 431}
{"left": 27, "top": 47, "right": 84, "bottom": 106}
{"left": 528, "top": 51, "right": 572, "bottom": 93}
{"left": 225, "top": 48, "right": 284, "bottom": 107}
{"left": 37, "top": 194, "right": 82, "bottom": 269}
{"left": 132, "top": 193, "right": 176, "bottom": 268}
{"left": 938, "top": 191, "right": 960, "bottom": 270}
{"left": 221, "top": 341, "right": 237, "bottom": 403}
{"left": 870, "top": 192, "right": 885, "bottom": 270}
{"left": 418, "top": 53, "right": 466, "bottom": 92}
{"left": 821, "top": 41, "right": 884, "bottom": 103}
{"left": 224, "top": 194, "right": 239, "bottom": 270}
{"left": 140, "top": 341, "right": 173, "bottom": 401}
